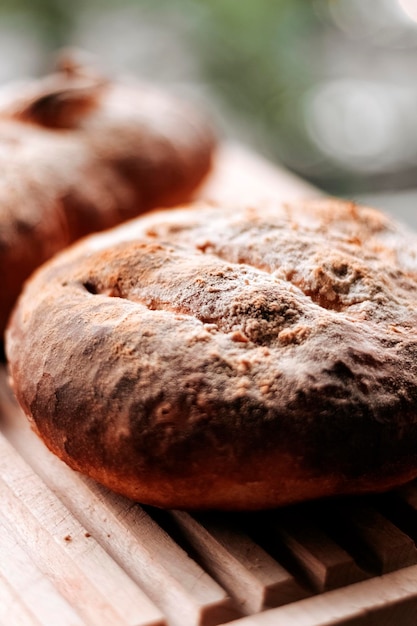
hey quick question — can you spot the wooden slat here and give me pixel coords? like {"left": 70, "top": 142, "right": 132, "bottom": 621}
{"left": 263, "top": 509, "right": 368, "bottom": 592}
{"left": 324, "top": 502, "right": 417, "bottom": 575}
{"left": 197, "top": 144, "right": 320, "bottom": 205}
{"left": 225, "top": 564, "right": 417, "bottom": 626}
{"left": 0, "top": 574, "right": 42, "bottom": 626}
{"left": 0, "top": 519, "right": 85, "bottom": 626}
{"left": 379, "top": 484, "right": 417, "bottom": 544}
{"left": 169, "top": 511, "right": 308, "bottom": 614}
{"left": 79, "top": 488, "right": 240, "bottom": 626}
{"left": 396, "top": 482, "right": 417, "bottom": 513}
{"left": 0, "top": 432, "right": 165, "bottom": 626}
{"left": 273, "top": 523, "right": 356, "bottom": 593}
{"left": 0, "top": 371, "right": 240, "bottom": 626}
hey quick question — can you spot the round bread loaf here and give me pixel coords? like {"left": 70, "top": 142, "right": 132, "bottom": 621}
{"left": 6, "top": 199, "right": 417, "bottom": 510}
{"left": 0, "top": 57, "right": 215, "bottom": 334}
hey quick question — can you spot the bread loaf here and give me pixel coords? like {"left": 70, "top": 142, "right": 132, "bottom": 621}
{"left": 0, "top": 57, "right": 215, "bottom": 334}
{"left": 7, "top": 198, "right": 417, "bottom": 510}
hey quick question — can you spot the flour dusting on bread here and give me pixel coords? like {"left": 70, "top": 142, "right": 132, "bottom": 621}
{"left": 6, "top": 199, "right": 417, "bottom": 510}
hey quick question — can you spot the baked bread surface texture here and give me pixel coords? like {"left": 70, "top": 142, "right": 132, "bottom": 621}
{"left": 7, "top": 199, "right": 417, "bottom": 510}
{"left": 0, "top": 59, "right": 215, "bottom": 334}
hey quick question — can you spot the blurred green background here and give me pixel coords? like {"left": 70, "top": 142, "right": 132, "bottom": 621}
{"left": 2, "top": 0, "right": 417, "bottom": 198}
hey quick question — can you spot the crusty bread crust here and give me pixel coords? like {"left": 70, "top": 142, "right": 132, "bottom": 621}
{"left": 0, "top": 61, "right": 215, "bottom": 334}
{"left": 7, "top": 199, "right": 417, "bottom": 510}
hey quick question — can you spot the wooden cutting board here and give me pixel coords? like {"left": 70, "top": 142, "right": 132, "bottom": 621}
{"left": 1, "top": 145, "right": 417, "bottom": 626}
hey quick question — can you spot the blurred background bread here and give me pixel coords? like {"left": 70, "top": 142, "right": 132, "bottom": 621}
{"left": 0, "top": 55, "right": 215, "bottom": 335}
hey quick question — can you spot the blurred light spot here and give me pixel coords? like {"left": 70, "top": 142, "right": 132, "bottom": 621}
{"left": 327, "top": 0, "right": 391, "bottom": 38}
{"left": 324, "top": 0, "right": 417, "bottom": 47}
{"left": 304, "top": 80, "right": 417, "bottom": 172}
{"left": 398, "top": 0, "right": 417, "bottom": 22}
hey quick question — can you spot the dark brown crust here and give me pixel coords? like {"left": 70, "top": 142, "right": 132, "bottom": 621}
{"left": 0, "top": 63, "right": 215, "bottom": 334}
{"left": 7, "top": 199, "right": 417, "bottom": 510}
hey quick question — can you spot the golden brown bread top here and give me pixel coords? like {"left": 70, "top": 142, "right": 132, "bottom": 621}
{"left": 6, "top": 199, "right": 417, "bottom": 510}
{"left": 0, "top": 58, "right": 215, "bottom": 334}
